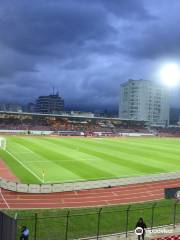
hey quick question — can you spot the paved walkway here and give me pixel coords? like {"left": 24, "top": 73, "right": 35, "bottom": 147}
{"left": 81, "top": 225, "right": 180, "bottom": 240}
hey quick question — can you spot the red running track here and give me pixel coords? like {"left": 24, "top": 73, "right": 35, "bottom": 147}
{"left": 0, "top": 178, "right": 180, "bottom": 209}
{"left": 0, "top": 160, "right": 18, "bottom": 182}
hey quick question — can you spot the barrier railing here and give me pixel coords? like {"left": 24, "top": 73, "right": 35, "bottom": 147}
{"left": 0, "top": 171, "right": 180, "bottom": 193}
{"left": 8, "top": 200, "right": 180, "bottom": 240}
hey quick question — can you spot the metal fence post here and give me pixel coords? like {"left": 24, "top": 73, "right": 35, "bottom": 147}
{"left": 65, "top": 211, "right": 70, "bottom": 240}
{"left": 173, "top": 200, "right": 178, "bottom": 229}
{"left": 151, "top": 202, "right": 157, "bottom": 230}
{"left": 125, "top": 205, "right": 131, "bottom": 238}
{"left": 97, "top": 208, "right": 102, "bottom": 240}
{"left": 14, "top": 213, "right": 18, "bottom": 220}
{"left": 34, "top": 213, "right": 38, "bottom": 240}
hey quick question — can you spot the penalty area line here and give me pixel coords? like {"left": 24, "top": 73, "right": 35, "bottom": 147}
{"left": 5, "top": 149, "right": 43, "bottom": 183}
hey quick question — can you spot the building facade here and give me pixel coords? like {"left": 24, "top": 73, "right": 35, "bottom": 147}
{"left": 0, "top": 103, "right": 22, "bottom": 112}
{"left": 35, "top": 94, "right": 64, "bottom": 114}
{"left": 119, "top": 79, "right": 170, "bottom": 126}
{"left": 26, "top": 102, "right": 35, "bottom": 113}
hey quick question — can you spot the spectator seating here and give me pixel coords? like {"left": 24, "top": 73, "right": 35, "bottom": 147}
{"left": 152, "top": 235, "right": 180, "bottom": 240}
{"left": 0, "top": 112, "right": 149, "bottom": 134}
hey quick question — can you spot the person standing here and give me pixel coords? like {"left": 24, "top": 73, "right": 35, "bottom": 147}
{"left": 20, "top": 226, "right": 29, "bottom": 240}
{"left": 135, "top": 218, "right": 147, "bottom": 240}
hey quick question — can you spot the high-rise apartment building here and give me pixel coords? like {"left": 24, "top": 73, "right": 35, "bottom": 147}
{"left": 119, "top": 79, "right": 169, "bottom": 126}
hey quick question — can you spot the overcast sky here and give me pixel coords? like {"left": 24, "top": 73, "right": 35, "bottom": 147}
{"left": 1, "top": 0, "right": 180, "bottom": 111}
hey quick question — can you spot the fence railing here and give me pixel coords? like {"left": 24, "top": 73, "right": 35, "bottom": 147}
{"left": 13, "top": 201, "right": 180, "bottom": 240}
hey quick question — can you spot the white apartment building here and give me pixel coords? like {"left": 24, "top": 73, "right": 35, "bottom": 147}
{"left": 119, "top": 79, "right": 170, "bottom": 126}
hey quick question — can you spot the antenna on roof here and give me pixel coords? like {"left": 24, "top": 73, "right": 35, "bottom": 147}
{"left": 52, "top": 86, "right": 55, "bottom": 95}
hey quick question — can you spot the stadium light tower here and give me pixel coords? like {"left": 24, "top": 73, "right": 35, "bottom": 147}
{"left": 159, "top": 63, "right": 180, "bottom": 128}
{"left": 160, "top": 63, "right": 180, "bottom": 87}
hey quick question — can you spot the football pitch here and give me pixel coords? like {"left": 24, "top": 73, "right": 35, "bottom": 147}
{"left": 0, "top": 136, "right": 180, "bottom": 184}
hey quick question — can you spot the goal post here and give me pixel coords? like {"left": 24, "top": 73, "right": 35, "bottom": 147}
{"left": 0, "top": 137, "right": 6, "bottom": 150}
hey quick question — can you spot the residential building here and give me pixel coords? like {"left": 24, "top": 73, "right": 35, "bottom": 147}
{"left": 0, "top": 103, "right": 22, "bottom": 112}
{"left": 119, "top": 79, "right": 169, "bottom": 126}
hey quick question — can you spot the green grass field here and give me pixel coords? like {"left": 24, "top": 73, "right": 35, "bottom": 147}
{"left": 0, "top": 136, "right": 180, "bottom": 184}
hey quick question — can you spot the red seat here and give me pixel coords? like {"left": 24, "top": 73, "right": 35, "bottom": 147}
{"left": 151, "top": 235, "right": 180, "bottom": 240}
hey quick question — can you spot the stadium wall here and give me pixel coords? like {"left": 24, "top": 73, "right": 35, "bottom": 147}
{"left": 119, "top": 133, "right": 154, "bottom": 137}
{"left": 0, "top": 172, "right": 180, "bottom": 193}
{"left": 0, "top": 129, "right": 155, "bottom": 137}
{"left": 0, "top": 130, "right": 54, "bottom": 135}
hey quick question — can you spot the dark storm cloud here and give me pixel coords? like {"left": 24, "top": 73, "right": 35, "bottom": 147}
{"left": 0, "top": 0, "right": 111, "bottom": 55}
{"left": 100, "top": 0, "right": 151, "bottom": 19}
{"left": 123, "top": 1, "right": 180, "bottom": 60}
{"left": 0, "top": 0, "right": 180, "bottom": 109}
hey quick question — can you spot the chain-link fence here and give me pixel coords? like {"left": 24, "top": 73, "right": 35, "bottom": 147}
{"left": 14, "top": 201, "right": 180, "bottom": 240}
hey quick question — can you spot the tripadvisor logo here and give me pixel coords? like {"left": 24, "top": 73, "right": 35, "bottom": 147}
{"left": 135, "top": 227, "right": 143, "bottom": 236}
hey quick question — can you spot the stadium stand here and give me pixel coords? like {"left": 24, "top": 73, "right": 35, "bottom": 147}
{"left": 153, "top": 127, "right": 180, "bottom": 137}
{"left": 0, "top": 111, "right": 149, "bottom": 135}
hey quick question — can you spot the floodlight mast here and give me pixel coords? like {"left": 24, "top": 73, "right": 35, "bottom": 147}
{"left": 160, "top": 63, "right": 180, "bottom": 87}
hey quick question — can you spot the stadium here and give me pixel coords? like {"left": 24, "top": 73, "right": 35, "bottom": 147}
{"left": 0, "top": 111, "right": 180, "bottom": 240}
{"left": 1, "top": 1, "right": 180, "bottom": 239}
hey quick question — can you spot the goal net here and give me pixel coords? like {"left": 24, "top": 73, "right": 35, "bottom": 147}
{"left": 0, "top": 137, "right": 6, "bottom": 150}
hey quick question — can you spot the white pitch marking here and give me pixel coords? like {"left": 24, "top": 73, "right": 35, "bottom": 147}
{"left": 0, "top": 188, "right": 10, "bottom": 209}
{"left": 16, "top": 144, "right": 35, "bottom": 154}
{"left": 26, "top": 160, "right": 50, "bottom": 163}
{"left": 5, "top": 149, "right": 43, "bottom": 183}
{"left": 9, "top": 151, "right": 33, "bottom": 154}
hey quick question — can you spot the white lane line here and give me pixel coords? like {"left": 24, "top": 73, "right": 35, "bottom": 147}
{"left": 0, "top": 188, "right": 10, "bottom": 209}
{"left": 5, "top": 150, "right": 43, "bottom": 183}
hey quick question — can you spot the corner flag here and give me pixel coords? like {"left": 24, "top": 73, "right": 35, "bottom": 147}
{"left": 42, "top": 170, "right": 45, "bottom": 183}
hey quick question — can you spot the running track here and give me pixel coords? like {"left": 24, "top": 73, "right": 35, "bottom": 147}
{"left": 0, "top": 178, "right": 180, "bottom": 209}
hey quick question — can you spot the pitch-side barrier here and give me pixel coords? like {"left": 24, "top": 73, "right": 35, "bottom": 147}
{"left": 0, "top": 172, "right": 180, "bottom": 193}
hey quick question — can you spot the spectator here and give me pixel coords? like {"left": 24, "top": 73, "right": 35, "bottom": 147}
{"left": 135, "top": 218, "right": 147, "bottom": 240}
{"left": 20, "top": 226, "right": 29, "bottom": 240}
